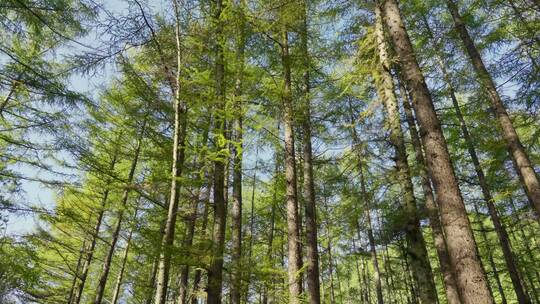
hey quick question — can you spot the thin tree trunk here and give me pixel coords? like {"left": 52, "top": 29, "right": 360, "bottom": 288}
{"left": 0, "top": 76, "right": 20, "bottom": 117}
{"left": 326, "top": 225, "right": 336, "bottom": 304}
{"left": 231, "top": 2, "right": 246, "bottom": 302}
{"left": 110, "top": 207, "right": 138, "bottom": 304}
{"left": 207, "top": 0, "right": 228, "bottom": 302}
{"left": 348, "top": 104, "right": 384, "bottom": 304}
{"left": 68, "top": 240, "right": 86, "bottom": 304}
{"left": 145, "top": 219, "right": 167, "bottom": 304}
{"left": 446, "top": 0, "right": 540, "bottom": 220}
{"left": 281, "top": 22, "right": 303, "bottom": 304}
{"left": 94, "top": 123, "right": 145, "bottom": 304}
{"left": 473, "top": 204, "right": 507, "bottom": 304}
{"left": 177, "top": 174, "right": 203, "bottom": 304}
{"left": 300, "top": 2, "right": 321, "bottom": 304}
{"left": 361, "top": 255, "right": 371, "bottom": 303}
{"left": 191, "top": 179, "right": 212, "bottom": 304}
{"left": 400, "top": 241, "right": 419, "bottom": 304}
{"left": 154, "top": 0, "right": 188, "bottom": 299}
{"left": 508, "top": 197, "right": 540, "bottom": 302}
{"left": 73, "top": 151, "right": 119, "bottom": 304}
{"left": 262, "top": 147, "right": 278, "bottom": 304}
{"left": 399, "top": 83, "right": 461, "bottom": 304}
{"left": 379, "top": 1, "right": 493, "bottom": 302}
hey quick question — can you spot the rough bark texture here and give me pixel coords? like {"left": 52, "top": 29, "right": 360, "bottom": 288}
{"left": 207, "top": 0, "right": 227, "bottom": 302}
{"left": 436, "top": 55, "right": 530, "bottom": 303}
{"left": 300, "top": 2, "right": 321, "bottom": 304}
{"left": 281, "top": 26, "right": 303, "bottom": 304}
{"left": 373, "top": 7, "right": 438, "bottom": 303}
{"left": 446, "top": 0, "right": 540, "bottom": 220}
{"left": 379, "top": 0, "right": 493, "bottom": 303}
{"left": 400, "top": 84, "right": 461, "bottom": 304}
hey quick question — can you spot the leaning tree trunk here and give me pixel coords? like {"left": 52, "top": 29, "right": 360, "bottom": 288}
{"left": 379, "top": 0, "right": 493, "bottom": 303}
{"left": 280, "top": 24, "right": 303, "bottom": 304}
{"left": 207, "top": 0, "right": 228, "bottom": 302}
{"left": 110, "top": 206, "right": 138, "bottom": 304}
{"left": 473, "top": 204, "right": 506, "bottom": 304}
{"left": 154, "top": 1, "right": 188, "bottom": 300}
{"left": 94, "top": 122, "right": 145, "bottom": 304}
{"left": 73, "top": 149, "right": 119, "bottom": 304}
{"left": 438, "top": 55, "right": 530, "bottom": 304}
{"left": 300, "top": 2, "right": 321, "bottom": 304}
{"left": 373, "top": 7, "right": 438, "bottom": 303}
{"left": 399, "top": 83, "right": 461, "bottom": 304}
{"left": 446, "top": 0, "right": 540, "bottom": 220}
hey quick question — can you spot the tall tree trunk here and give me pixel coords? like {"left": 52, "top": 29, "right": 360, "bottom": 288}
{"left": 207, "top": 0, "right": 228, "bottom": 302}
{"left": 441, "top": 58, "right": 530, "bottom": 304}
{"left": 373, "top": 7, "right": 438, "bottom": 303}
{"left": 231, "top": 2, "right": 246, "bottom": 302}
{"left": 177, "top": 173, "right": 203, "bottom": 304}
{"left": 68, "top": 239, "right": 86, "bottom": 304}
{"left": 73, "top": 151, "right": 119, "bottom": 304}
{"left": 399, "top": 83, "right": 461, "bottom": 304}
{"left": 400, "top": 241, "right": 419, "bottom": 304}
{"left": 178, "top": 114, "right": 212, "bottom": 304}
{"left": 94, "top": 123, "right": 144, "bottom": 304}
{"left": 379, "top": 0, "right": 493, "bottom": 302}
{"left": 473, "top": 204, "right": 507, "bottom": 304}
{"left": 262, "top": 147, "right": 278, "bottom": 304}
{"left": 419, "top": 13, "right": 531, "bottom": 302}
{"left": 191, "top": 179, "right": 212, "bottom": 304}
{"left": 154, "top": 0, "right": 188, "bottom": 300}
{"left": 508, "top": 197, "right": 540, "bottom": 302}
{"left": 446, "top": 0, "right": 540, "bottom": 220}
{"left": 300, "top": 2, "right": 321, "bottom": 304}
{"left": 110, "top": 207, "right": 138, "bottom": 304}
{"left": 280, "top": 22, "right": 303, "bottom": 304}
{"left": 348, "top": 102, "right": 384, "bottom": 304}
{"left": 145, "top": 219, "right": 167, "bottom": 304}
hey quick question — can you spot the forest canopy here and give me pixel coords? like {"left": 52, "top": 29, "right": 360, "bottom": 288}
{"left": 0, "top": 0, "right": 539, "bottom": 303}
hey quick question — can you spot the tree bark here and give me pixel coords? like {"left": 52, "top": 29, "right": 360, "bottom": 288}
{"left": 437, "top": 55, "right": 530, "bottom": 303}
{"left": 154, "top": 0, "right": 188, "bottom": 299}
{"left": 207, "top": 0, "right": 228, "bottom": 302}
{"left": 446, "top": 0, "right": 540, "bottom": 221}
{"left": 94, "top": 123, "right": 144, "bottom": 304}
{"left": 399, "top": 83, "right": 461, "bottom": 304}
{"left": 280, "top": 21, "right": 303, "bottom": 304}
{"left": 373, "top": 7, "right": 438, "bottom": 303}
{"left": 379, "top": 0, "right": 493, "bottom": 303}
{"left": 110, "top": 207, "right": 138, "bottom": 304}
{"left": 348, "top": 101, "right": 384, "bottom": 304}
{"left": 231, "top": 2, "right": 246, "bottom": 302}
{"left": 191, "top": 178, "right": 212, "bottom": 304}
{"left": 73, "top": 151, "right": 119, "bottom": 304}
{"left": 473, "top": 204, "right": 507, "bottom": 304}
{"left": 300, "top": 2, "right": 321, "bottom": 304}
